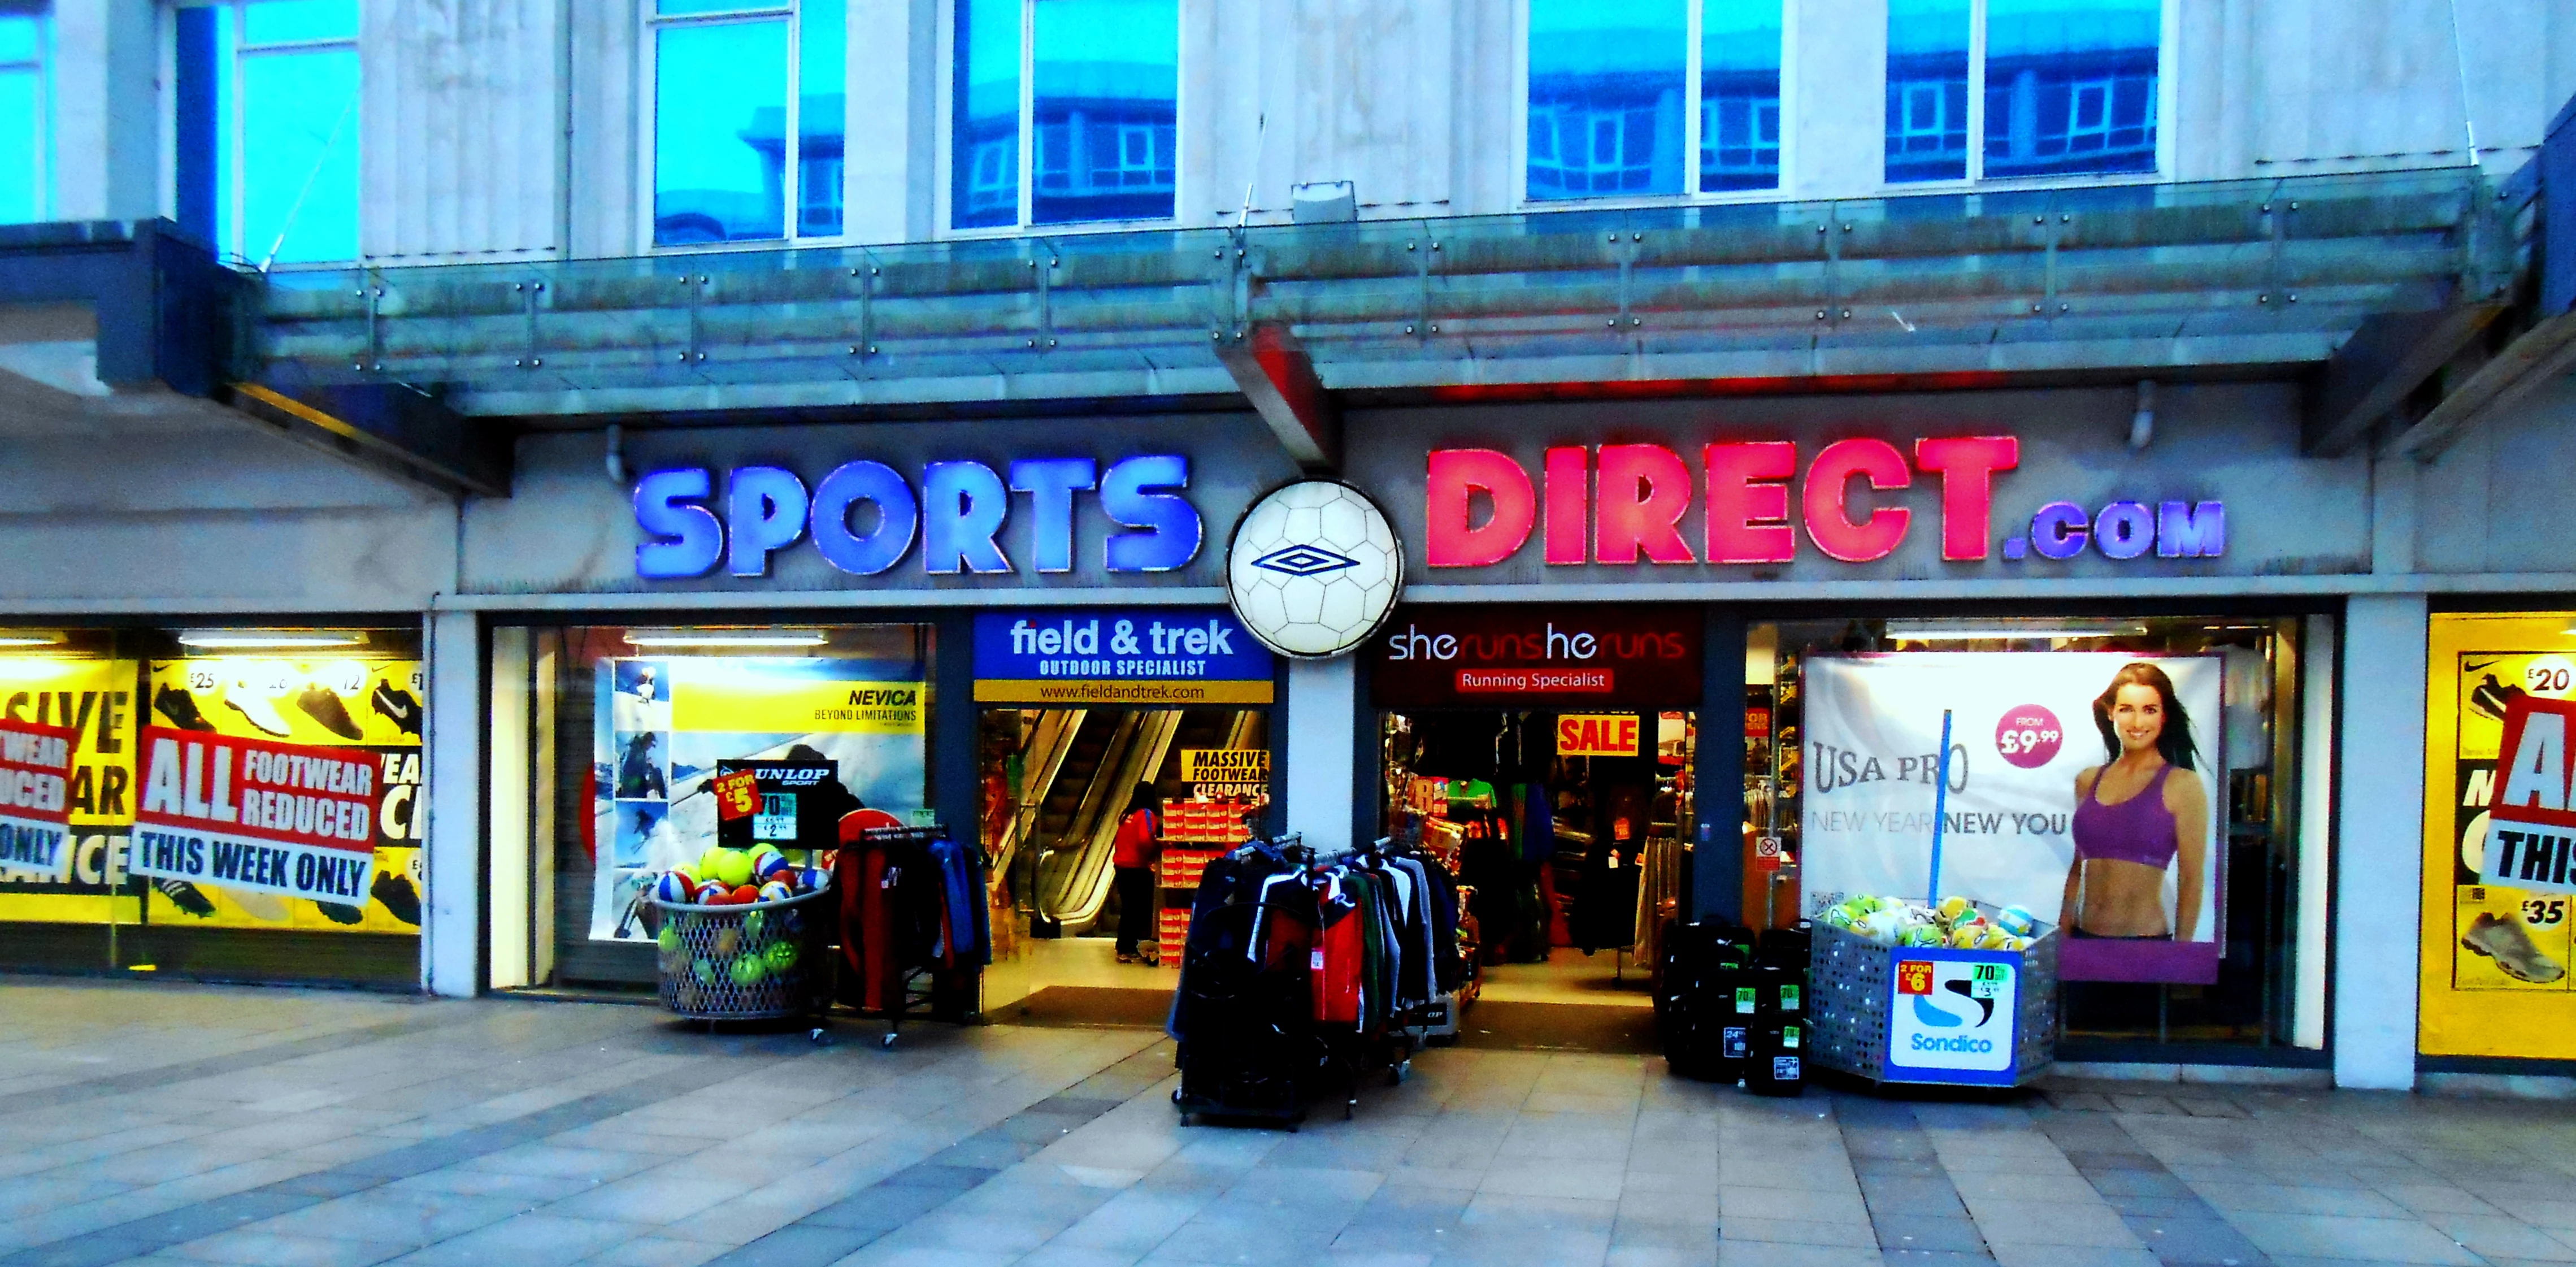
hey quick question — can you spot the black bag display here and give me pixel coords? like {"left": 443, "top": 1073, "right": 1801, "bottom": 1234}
{"left": 1745, "top": 1018, "right": 1806, "bottom": 1096}
{"left": 1658, "top": 918, "right": 1756, "bottom": 1082}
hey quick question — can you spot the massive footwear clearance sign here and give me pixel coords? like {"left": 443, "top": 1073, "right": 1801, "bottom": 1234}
{"left": 130, "top": 728, "right": 380, "bottom": 904}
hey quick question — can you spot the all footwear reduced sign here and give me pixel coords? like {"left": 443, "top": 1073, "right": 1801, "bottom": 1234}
{"left": 129, "top": 728, "right": 380, "bottom": 904}
{"left": 0, "top": 719, "right": 76, "bottom": 882}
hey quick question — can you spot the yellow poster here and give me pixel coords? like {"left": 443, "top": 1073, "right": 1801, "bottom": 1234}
{"left": 669, "top": 662, "right": 924, "bottom": 735}
{"left": 0, "top": 658, "right": 141, "bottom": 924}
{"left": 137, "top": 658, "right": 424, "bottom": 934}
{"left": 2422, "top": 617, "right": 2576, "bottom": 1056}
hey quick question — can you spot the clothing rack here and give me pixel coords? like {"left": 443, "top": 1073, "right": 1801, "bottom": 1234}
{"left": 1169, "top": 832, "right": 1465, "bottom": 1127}
{"left": 826, "top": 821, "right": 990, "bottom": 1049}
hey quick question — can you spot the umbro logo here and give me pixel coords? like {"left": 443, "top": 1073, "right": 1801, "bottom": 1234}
{"left": 1249, "top": 544, "right": 1358, "bottom": 577}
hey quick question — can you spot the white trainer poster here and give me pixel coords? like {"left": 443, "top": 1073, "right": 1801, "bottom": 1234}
{"left": 1801, "top": 652, "right": 2224, "bottom": 984}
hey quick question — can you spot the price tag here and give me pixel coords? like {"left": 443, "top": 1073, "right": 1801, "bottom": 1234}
{"left": 753, "top": 792, "right": 797, "bottom": 842}
{"left": 711, "top": 770, "right": 759, "bottom": 821}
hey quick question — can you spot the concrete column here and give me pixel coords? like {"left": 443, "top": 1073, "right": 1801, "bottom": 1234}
{"left": 47, "top": 0, "right": 160, "bottom": 222}
{"left": 2334, "top": 593, "right": 2427, "bottom": 1090}
{"left": 1285, "top": 655, "right": 1357, "bottom": 852}
{"left": 1695, "top": 609, "right": 1747, "bottom": 923}
{"left": 423, "top": 609, "right": 483, "bottom": 998}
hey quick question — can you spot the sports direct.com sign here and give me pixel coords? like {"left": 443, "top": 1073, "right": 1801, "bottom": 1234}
{"left": 129, "top": 728, "right": 379, "bottom": 903}
{"left": 1421, "top": 437, "right": 2224, "bottom": 570}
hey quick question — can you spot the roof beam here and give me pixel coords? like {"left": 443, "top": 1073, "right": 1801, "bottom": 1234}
{"left": 2392, "top": 307, "right": 2576, "bottom": 460}
{"left": 1217, "top": 323, "right": 1340, "bottom": 473}
{"left": 229, "top": 380, "right": 511, "bottom": 498}
{"left": 2304, "top": 303, "right": 2504, "bottom": 455}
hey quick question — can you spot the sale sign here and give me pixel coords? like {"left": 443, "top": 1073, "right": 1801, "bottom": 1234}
{"left": 1556, "top": 714, "right": 1643, "bottom": 758}
{"left": 0, "top": 719, "right": 76, "bottom": 882}
{"left": 2484, "top": 696, "right": 2576, "bottom": 894}
{"left": 129, "top": 727, "right": 377, "bottom": 903}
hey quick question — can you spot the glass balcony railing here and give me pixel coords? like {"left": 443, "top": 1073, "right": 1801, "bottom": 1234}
{"left": 246, "top": 167, "right": 2509, "bottom": 415}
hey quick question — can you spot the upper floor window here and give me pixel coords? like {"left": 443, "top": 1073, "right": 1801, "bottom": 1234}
{"left": 651, "top": 0, "right": 845, "bottom": 246}
{"left": 1886, "top": 0, "right": 2159, "bottom": 185}
{"left": 951, "top": 0, "right": 1179, "bottom": 231}
{"left": 176, "top": 0, "right": 361, "bottom": 266}
{"left": 0, "top": 8, "right": 45, "bottom": 225}
{"left": 1526, "top": 0, "right": 1784, "bottom": 202}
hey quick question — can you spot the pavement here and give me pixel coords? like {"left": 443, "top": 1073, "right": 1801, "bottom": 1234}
{"left": 2, "top": 978, "right": 2573, "bottom": 1267}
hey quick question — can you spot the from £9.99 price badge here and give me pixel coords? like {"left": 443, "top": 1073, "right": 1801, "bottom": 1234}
{"left": 1994, "top": 704, "right": 2063, "bottom": 770}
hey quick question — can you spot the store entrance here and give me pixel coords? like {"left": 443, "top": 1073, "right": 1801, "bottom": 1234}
{"left": 979, "top": 706, "right": 1269, "bottom": 1024}
{"left": 1380, "top": 710, "right": 1694, "bottom": 1046}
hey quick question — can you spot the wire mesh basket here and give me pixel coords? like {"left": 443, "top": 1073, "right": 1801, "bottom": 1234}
{"left": 1810, "top": 913, "right": 2058, "bottom": 1086}
{"left": 647, "top": 882, "right": 836, "bottom": 1022}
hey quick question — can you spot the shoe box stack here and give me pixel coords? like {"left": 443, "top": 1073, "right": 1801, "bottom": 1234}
{"left": 1156, "top": 800, "right": 1259, "bottom": 967}
{"left": 1658, "top": 918, "right": 1813, "bottom": 1096}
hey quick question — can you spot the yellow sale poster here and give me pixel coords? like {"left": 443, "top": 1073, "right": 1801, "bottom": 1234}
{"left": 0, "top": 658, "right": 140, "bottom": 925}
{"left": 136, "top": 658, "right": 424, "bottom": 934}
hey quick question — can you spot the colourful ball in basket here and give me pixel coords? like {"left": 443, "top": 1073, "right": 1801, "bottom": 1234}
{"left": 711, "top": 848, "right": 755, "bottom": 888}
{"left": 728, "top": 956, "right": 768, "bottom": 987}
{"left": 758, "top": 880, "right": 794, "bottom": 904}
{"left": 692, "top": 957, "right": 719, "bottom": 985}
{"left": 697, "top": 848, "right": 726, "bottom": 879}
{"left": 730, "top": 884, "right": 760, "bottom": 905}
{"left": 763, "top": 941, "right": 798, "bottom": 972}
{"left": 651, "top": 873, "right": 696, "bottom": 905}
{"left": 750, "top": 848, "right": 790, "bottom": 882}
{"left": 796, "top": 866, "right": 829, "bottom": 893}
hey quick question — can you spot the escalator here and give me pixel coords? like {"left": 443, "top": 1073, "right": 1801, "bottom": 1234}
{"left": 1031, "top": 710, "right": 1181, "bottom": 932}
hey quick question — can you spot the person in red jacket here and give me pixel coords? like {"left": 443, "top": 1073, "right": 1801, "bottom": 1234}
{"left": 1111, "top": 783, "right": 1162, "bottom": 964}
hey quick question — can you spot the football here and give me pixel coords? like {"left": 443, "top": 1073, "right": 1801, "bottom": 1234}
{"left": 1225, "top": 480, "right": 1404, "bottom": 658}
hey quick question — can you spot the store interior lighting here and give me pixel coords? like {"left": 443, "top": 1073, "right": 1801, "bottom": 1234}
{"left": 177, "top": 630, "right": 371, "bottom": 649}
{"left": 1882, "top": 620, "right": 2151, "bottom": 643}
{"left": 0, "top": 631, "right": 64, "bottom": 647}
{"left": 622, "top": 628, "right": 829, "bottom": 648}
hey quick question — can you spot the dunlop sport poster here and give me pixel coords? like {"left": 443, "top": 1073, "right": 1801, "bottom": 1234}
{"left": 590, "top": 657, "right": 926, "bottom": 939}
{"left": 1801, "top": 652, "right": 2224, "bottom": 984}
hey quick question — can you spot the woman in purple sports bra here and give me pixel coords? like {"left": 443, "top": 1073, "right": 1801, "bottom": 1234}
{"left": 2057, "top": 662, "right": 2211, "bottom": 941}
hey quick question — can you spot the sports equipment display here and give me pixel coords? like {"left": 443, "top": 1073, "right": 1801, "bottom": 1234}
{"left": 1224, "top": 480, "right": 1402, "bottom": 659}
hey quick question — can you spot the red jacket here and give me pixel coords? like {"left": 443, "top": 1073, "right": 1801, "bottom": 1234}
{"left": 1110, "top": 808, "right": 1161, "bottom": 868}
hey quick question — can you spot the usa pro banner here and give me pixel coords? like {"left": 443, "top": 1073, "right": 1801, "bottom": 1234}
{"left": 1801, "top": 652, "right": 2224, "bottom": 984}
{"left": 0, "top": 719, "right": 77, "bottom": 882}
{"left": 130, "top": 727, "right": 378, "bottom": 904}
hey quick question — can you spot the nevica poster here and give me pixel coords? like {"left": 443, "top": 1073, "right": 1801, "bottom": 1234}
{"left": 590, "top": 657, "right": 925, "bottom": 939}
{"left": 132, "top": 659, "right": 424, "bottom": 932}
{"left": 0, "top": 659, "right": 141, "bottom": 925}
{"left": 1802, "top": 653, "right": 2224, "bottom": 983}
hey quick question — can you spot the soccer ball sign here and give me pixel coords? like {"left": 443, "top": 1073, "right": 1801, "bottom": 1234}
{"left": 1226, "top": 480, "right": 1404, "bottom": 659}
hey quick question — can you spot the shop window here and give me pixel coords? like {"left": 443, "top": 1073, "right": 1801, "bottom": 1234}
{"left": 1886, "top": 0, "right": 2160, "bottom": 185}
{"left": 649, "top": 0, "right": 846, "bottom": 247}
{"left": 0, "top": 626, "right": 423, "bottom": 985}
{"left": 1751, "top": 614, "right": 2319, "bottom": 1055}
{"left": 173, "top": 0, "right": 362, "bottom": 267}
{"left": 949, "top": 0, "right": 1179, "bottom": 230}
{"left": 2419, "top": 614, "right": 2576, "bottom": 1064}
{"left": 1527, "top": 0, "right": 1784, "bottom": 201}
{"left": 489, "top": 624, "right": 931, "bottom": 991}
{"left": 0, "top": 8, "right": 46, "bottom": 226}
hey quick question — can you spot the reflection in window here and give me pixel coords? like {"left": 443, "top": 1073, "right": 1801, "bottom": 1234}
{"left": 651, "top": 1, "right": 844, "bottom": 246}
{"left": 174, "top": 1, "right": 362, "bottom": 266}
{"left": 1886, "top": 0, "right": 1970, "bottom": 183}
{"left": 955, "top": 0, "right": 1178, "bottom": 229}
{"left": 1701, "top": 1, "right": 1783, "bottom": 192}
{"left": 1527, "top": 0, "right": 1686, "bottom": 199}
{"left": 1983, "top": 0, "right": 2157, "bottom": 177}
{"left": 0, "top": 13, "right": 44, "bottom": 225}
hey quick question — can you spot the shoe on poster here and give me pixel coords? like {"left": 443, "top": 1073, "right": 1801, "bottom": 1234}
{"left": 372, "top": 871, "right": 422, "bottom": 927}
{"left": 153, "top": 878, "right": 216, "bottom": 918}
{"left": 154, "top": 684, "right": 219, "bottom": 732}
{"left": 371, "top": 682, "right": 423, "bottom": 736}
{"left": 2461, "top": 910, "right": 2566, "bottom": 984}
{"left": 316, "top": 901, "right": 366, "bottom": 925}
{"left": 296, "top": 684, "right": 364, "bottom": 741}
{"left": 223, "top": 674, "right": 293, "bottom": 737}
